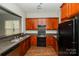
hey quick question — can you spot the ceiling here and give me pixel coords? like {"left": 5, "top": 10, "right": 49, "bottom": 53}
{"left": 15, "top": 3, "right": 62, "bottom": 16}
{"left": 16, "top": 3, "right": 62, "bottom": 13}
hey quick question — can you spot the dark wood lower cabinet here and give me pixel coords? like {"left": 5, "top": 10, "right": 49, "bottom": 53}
{"left": 46, "top": 35, "right": 58, "bottom": 53}
{"left": 31, "top": 35, "right": 37, "bottom": 46}
{"left": 6, "top": 36, "right": 31, "bottom": 56}
{"left": 19, "top": 37, "right": 31, "bottom": 56}
{"left": 6, "top": 46, "right": 20, "bottom": 56}
{"left": 30, "top": 35, "right": 58, "bottom": 53}
{"left": 19, "top": 41, "right": 25, "bottom": 56}
{"left": 6, "top": 35, "right": 58, "bottom": 56}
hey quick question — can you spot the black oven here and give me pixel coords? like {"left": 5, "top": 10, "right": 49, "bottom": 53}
{"left": 37, "top": 25, "right": 46, "bottom": 47}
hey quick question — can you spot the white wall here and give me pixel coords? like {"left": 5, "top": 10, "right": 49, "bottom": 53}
{"left": 26, "top": 11, "right": 60, "bottom": 18}
{"left": 26, "top": 10, "right": 60, "bottom": 34}
{"left": 26, "top": 11, "right": 60, "bottom": 34}
{"left": 0, "top": 3, "right": 26, "bottom": 33}
{"left": 25, "top": 30, "right": 57, "bottom": 34}
{"left": 25, "top": 30, "right": 58, "bottom": 38}
{"left": 0, "top": 3, "right": 60, "bottom": 34}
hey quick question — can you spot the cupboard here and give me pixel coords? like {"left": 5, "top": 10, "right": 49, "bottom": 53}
{"left": 30, "top": 35, "right": 37, "bottom": 46}
{"left": 26, "top": 18, "right": 33, "bottom": 30}
{"left": 32, "top": 19, "right": 38, "bottom": 30}
{"left": 30, "top": 35, "right": 58, "bottom": 52}
{"left": 61, "top": 3, "right": 69, "bottom": 20}
{"left": 19, "top": 37, "right": 31, "bottom": 56}
{"left": 51, "top": 18, "right": 58, "bottom": 30}
{"left": 70, "top": 3, "right": 79, "bottom": 17}
{"left": 6, "top": 36, "right": 31, "bottom": 56}
{"left": 26, "top": 18, "right": 58, "bottom": 30}
{"left": 6, "top": 35, "right": 58, "bottom": 56}
{"left": 6, "top": 46, "right": 20, "bottom": 56}
{"left": 61, "top": 3, "right": 79, "bottom": 22}
{"left": 46, "top": 35, "right": 58, "bottom": 52}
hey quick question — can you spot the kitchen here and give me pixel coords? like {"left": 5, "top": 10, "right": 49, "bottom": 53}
{"left": 0, "top": 3, "right": 79, "bottom": 56}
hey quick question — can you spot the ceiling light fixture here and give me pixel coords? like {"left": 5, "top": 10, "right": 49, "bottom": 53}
{"left": 37, "top": 3, "right": 43, "bottom": 10}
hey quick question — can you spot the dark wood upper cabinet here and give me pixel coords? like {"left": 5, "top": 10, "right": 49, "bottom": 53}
{"left": 61, "top": 3, "right": 69, "bottom": 20}
{"left": 25, "top": 18, "right": 58, "bottom": 30}
{"left": 26, "top": 18, "right": 33, "bottom": 30}
{"left": 70, "top": 3, "right": 79, "bottom": 17}
{"left": 61, "top": 3, "right": 79, "bottom": 22}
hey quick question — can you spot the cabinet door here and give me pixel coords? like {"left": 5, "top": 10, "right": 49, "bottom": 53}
{"left": 46, "top": 19, "right": 53, "bottom": 30}
{"left": 6, "top": 46, "right": 20, "bottom": 56}
{"left": 25, "top": 39, "right": 28, "bottom": 52}
{"left": 25, "top": 38, "right": 30, "bottom": 51}
{"left": 31, "top": 35, "right": 37, "bottom": 46}
{"left": 71, "top": 3, "right": 79, "bottom": 16}
{"left": 28, "top": 37, "right": 31, "bottom": 48}
{"left": 61, "top": 4, "right": 67, "bottom": 19}
{"left": 26, "top": 19, "right": 30, "bottom": 30}
{"left": 61, "top": 3, "right": 79, "bottom": 22}
{"left": 46, "top": 35, "right": 51, "bottom": 46}
{"left": 32, "top": 19, "right": 38, "bottom": 30}
{"left": 19, "top": 38, "right": 31, "bottom": 56}
{"left": 46, "top": 18, "right": 58, "bottom": 30}
{"left": 26, "top": 19, "right": 33, "bottom": 30}
{"left": 61, "top": 4, "right": 69, "bottom": 21}
{"left": 46, "top": 35, "right": 58, "bottom": 51}
{"left": 52, "top": 18, "right": 58, "bottom": 30}
{"left": 61, "top": 4, "right": 65, "bottom": 19}
{"left": 26, "top": 18, "right": 38, "bottom": 30}
{"left": 46, "top": 35, "right": 55, "bottom": 47}
{"left": 19, "top": 41, "right": 25, "bottom": 56}
{"left": 68, "top": 3, "right": 78, "bottom": 18}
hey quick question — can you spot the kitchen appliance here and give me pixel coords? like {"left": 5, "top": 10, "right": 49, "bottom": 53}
{"left": 37, "top": 25, "right": 46, "bottom": 47}
{"left": 58, "top": 15, "right": 79, "bottom": 56}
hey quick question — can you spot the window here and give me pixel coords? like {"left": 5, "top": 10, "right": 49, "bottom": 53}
{"left": 0, "top": 6, "right": 21, "bottom": 36}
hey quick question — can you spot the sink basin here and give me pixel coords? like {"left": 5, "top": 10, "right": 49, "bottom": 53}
{"left": 11, "top": 39, "right": 20, "bottom": 43}
{"left": 19, "top": 37, "right": 23, "bottom": 39}
{"left": 10, "top": 37, "right": 24, "bottom": 43}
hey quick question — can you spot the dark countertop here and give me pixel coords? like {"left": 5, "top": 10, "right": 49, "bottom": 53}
{"left": 0, "top": 35, "right": 31, "bottom": 56}
{"left": 0, "top": 33, "right": 57, "bottom": 55}
{"left": 27, "top": 33, "right": 57, "bottom": 39}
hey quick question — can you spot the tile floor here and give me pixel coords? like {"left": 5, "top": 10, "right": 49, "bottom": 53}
{"left": 25, "top": 46, "right": 58, "bottom": 56}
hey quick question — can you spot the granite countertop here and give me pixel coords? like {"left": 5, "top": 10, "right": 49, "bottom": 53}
{"left": 0, "top": 35, "right": 31, "bottom": 55}
{"left": 0, "top": 33, "right": 57, "bottom": 55}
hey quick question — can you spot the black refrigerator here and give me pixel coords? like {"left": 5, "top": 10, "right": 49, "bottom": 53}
{"left": 58, "top": 15, "right": 79, "bottom": 56}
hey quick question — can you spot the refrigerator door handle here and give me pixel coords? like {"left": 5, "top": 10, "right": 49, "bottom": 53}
{"left": 72, "top": 42, "right": 76, "bottom": 44}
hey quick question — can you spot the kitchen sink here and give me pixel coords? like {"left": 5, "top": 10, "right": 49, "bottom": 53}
{"left": 10, "top": 37, "right": 24, "bottom": 43}
{"left": 10, "top": 39, "right": 20, "bottom": 43}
